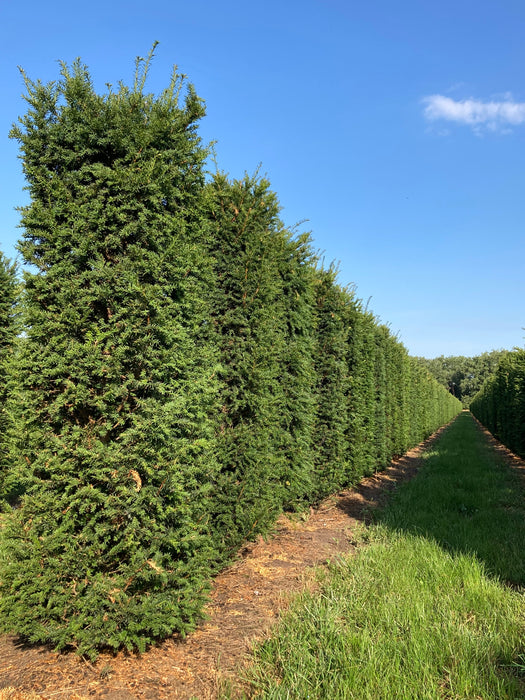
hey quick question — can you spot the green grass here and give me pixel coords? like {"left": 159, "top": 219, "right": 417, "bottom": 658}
{"left": 376, "top": 412, "right": 525, "bottom": 586}
{"left": 229, "top": 413, "right": 525, "bottom": 699}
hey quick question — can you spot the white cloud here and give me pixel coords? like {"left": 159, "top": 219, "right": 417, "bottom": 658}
{"left": 422, "top": 94, "right": 525, "bottom": 133}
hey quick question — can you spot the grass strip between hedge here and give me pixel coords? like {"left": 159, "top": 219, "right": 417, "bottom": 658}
{"left": 227, "top": 412, "right": 525, "bottom": 699}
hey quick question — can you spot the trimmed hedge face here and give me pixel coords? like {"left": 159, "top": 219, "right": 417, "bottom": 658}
{"left": 471, "top": 350, "right": 525, "bottom": 457}
{"left": 0, "top": 54, "right": 462, "bottom": 658}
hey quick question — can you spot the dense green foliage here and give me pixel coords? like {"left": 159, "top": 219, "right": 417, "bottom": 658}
{"left": 0, "top": 252, "right": 18, "bottom": 495}
{"left": 311, "top": 268, "right": 354, "bottom": 495}
{"left": 470, "top": 349, "right": 525, "bottom": 458}
{"left": 239, "top": 413, "right": 525, "bottom": 699}
{"left": 205, "top": 172, "right": 317, "bottom": 554}
{"left": 0, "top": 51, "right": 461, "bottom": 657}
{"left": 417, "top": 350, "right": 509, "bottom": 406}
{"left": 0, "top": 53, "right": 220, "bottom": 656}
{"left": 0, "top": 253, "right": 17, "bottom": 369}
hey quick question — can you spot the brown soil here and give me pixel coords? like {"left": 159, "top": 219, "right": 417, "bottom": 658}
{"left": 2, "top": 418, "right": 505, "bottom": 700}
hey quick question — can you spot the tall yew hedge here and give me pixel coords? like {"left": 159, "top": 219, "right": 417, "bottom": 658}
{"left": 205, "top": 173, "right": 293, "bottom": 552}
{"left": 471, "top": 349, "right": 525, "bottom": 457}
{"left": 312, "top": 268, "right": 354, "bottom": 496}
{"left": 0, "top": 51, "right": 462, "bottom": 658}
{"left": 275, "top": 227, "right": 318, "bottom": 508}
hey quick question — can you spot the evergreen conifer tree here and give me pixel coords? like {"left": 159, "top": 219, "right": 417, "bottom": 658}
{"left": 372, "top": 326, "right": 388, "bottom": 468}
{"left": 347, "top": 307, "right": 378, "bottom": 477}
{"left": 275, "top": 231, "right": 317, "bottom": 506}
{"left": 0, "top": 252, "right": 17, "bottom": 364}
{"left": 0, "top": 251, "right": 18, "bottom": 498}
{"left": 205, "top": 172, "right": 293, "bottom": 552}
{"left": 0, "top": 50, "right": 219, "bottom": 656}
{"left": 311, "top": 268, "right": 354, "bottom": 496}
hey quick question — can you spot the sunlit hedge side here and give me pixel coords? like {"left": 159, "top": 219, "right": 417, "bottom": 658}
{"left": 471, "top": 349, "right": 525, "bottom": 457}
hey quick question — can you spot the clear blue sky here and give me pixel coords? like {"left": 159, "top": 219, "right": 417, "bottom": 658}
{"left": 1, "top": 0, "right": 524, "bottom": 358}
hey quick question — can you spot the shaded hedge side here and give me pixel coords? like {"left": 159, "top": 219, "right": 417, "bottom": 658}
{"left": 470, "top": 349, "right": 525, "bottom": 457}
{"left": 0, "top": 54, "right": 462, "bottom": 658}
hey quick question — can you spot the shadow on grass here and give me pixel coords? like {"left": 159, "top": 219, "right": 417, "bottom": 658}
{"left": 361, "top": 412, "right": 525, "bottom": 588}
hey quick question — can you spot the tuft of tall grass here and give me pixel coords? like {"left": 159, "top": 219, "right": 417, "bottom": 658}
{"left": 233, "top": 413, "right": 525, "bottom": 699}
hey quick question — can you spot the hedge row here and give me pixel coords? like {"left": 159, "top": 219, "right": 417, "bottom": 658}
{"left": 0, "top": 54, "right": 461, "bottom": 658}
{"left": 470, "top": 349, "right": 525, "bottom": 457}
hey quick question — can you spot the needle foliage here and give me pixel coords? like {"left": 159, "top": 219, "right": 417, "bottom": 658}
{"left": 0, "top": 252, "right": 19, "bottom": 499}
{"left": 0, "top": 50, "right": 220, "bottom": 656}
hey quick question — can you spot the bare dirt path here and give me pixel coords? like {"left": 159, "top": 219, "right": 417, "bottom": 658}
{"left": 0, "top": 422, "right": 465, "bottom": 700}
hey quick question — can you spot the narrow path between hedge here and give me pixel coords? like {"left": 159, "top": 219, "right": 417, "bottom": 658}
{"left": 236, "top": 411, "right": 525, "bottom": 698}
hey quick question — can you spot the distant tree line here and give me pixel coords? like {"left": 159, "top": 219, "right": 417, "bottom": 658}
{"left": 416, "top": 350, "right": 509, "bottom": 406}
{"left": 0, "top": 50, "right": 461, "bottom": 658}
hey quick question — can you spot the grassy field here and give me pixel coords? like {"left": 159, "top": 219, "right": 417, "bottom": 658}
{"left": 228, "top": 412, "right": 525, "bottom": 699}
